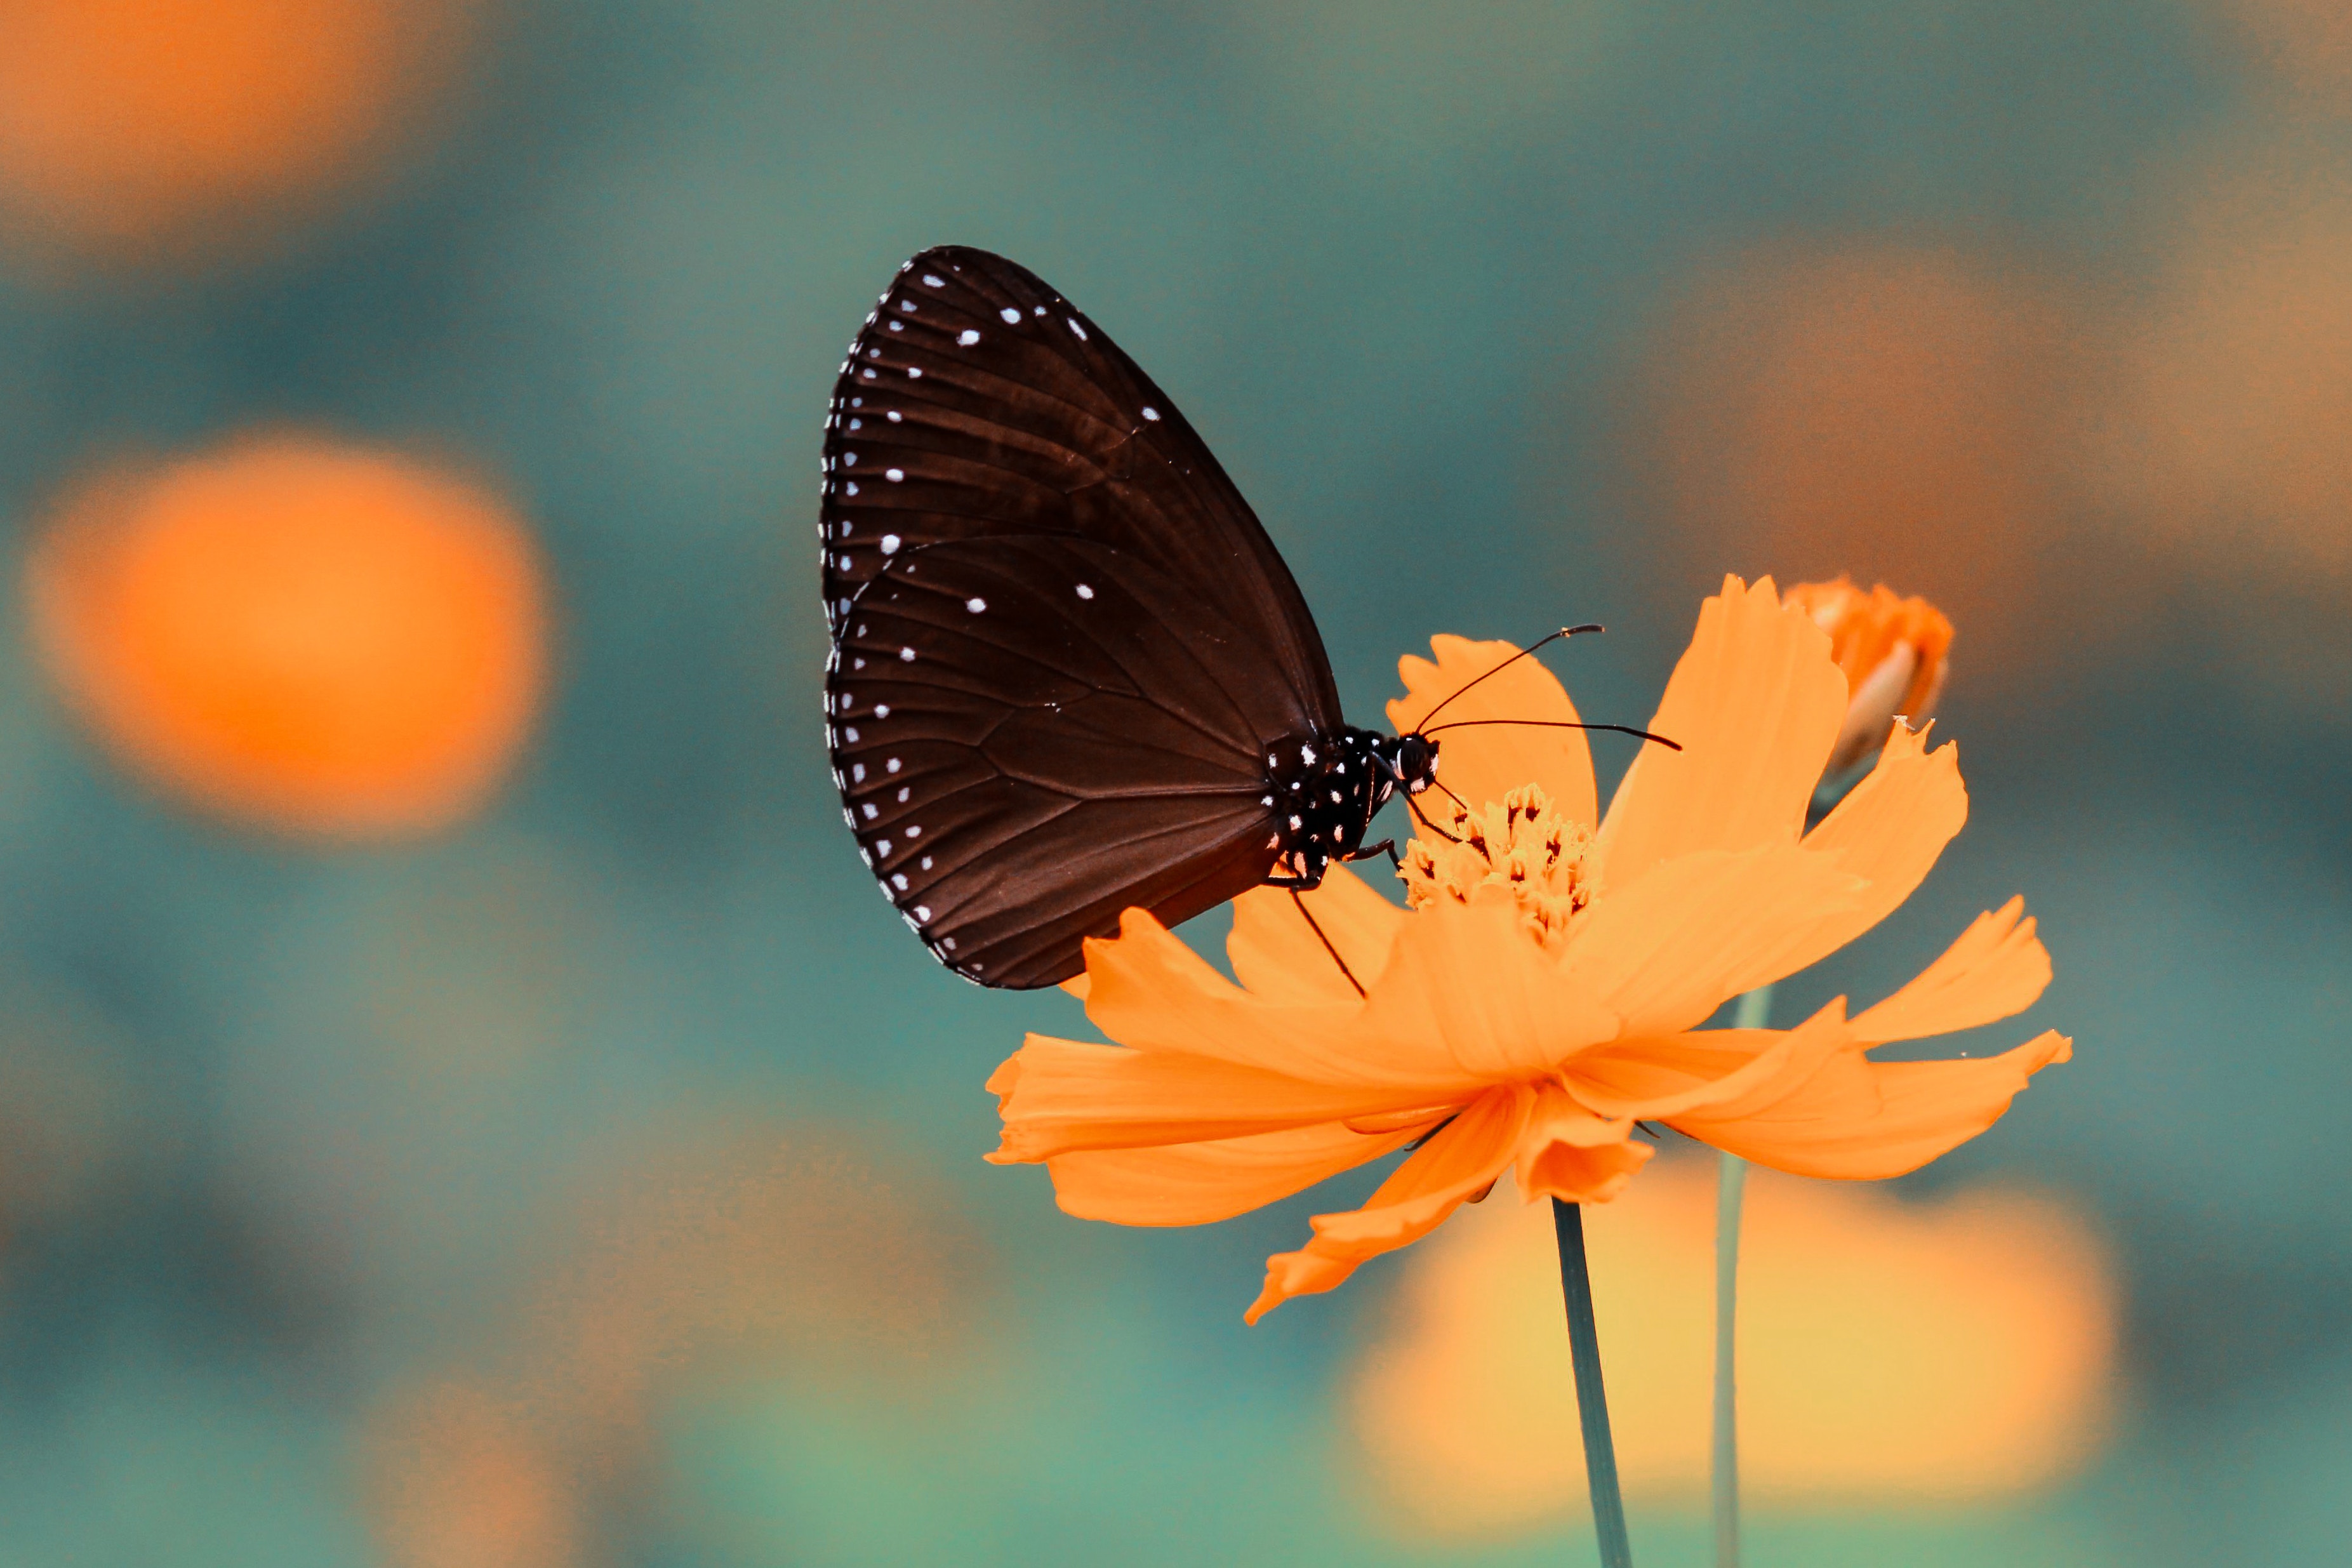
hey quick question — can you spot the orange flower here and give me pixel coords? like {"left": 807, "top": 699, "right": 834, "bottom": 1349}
{"left": 0, "top": 0, "right": 480, "bottom": 269}
{"left": 1784, "top": 576, "right": 1954, "bottom": 776}
{"left": 987, "top": 576, "right": 2068, "bottom": 1322}
{"left": 27, "top": 432, "right": 549, "bottom": 840}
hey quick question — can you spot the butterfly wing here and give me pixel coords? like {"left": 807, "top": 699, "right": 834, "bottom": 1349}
{"left": 819, "top": 248, "right": 1338, "bottom": 988}
{"left": 832, "top": 535, "right": 1291, "bottom": 989}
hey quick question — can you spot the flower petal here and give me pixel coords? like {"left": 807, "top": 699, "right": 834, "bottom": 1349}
{"left": 1557, "top": 844, "right": 1865, "bottom": 1037}
{"left": 1593, "top": 576, "right": 1848, "bottom": 894}
{"left": 1560, "top": 1027, "right": 1802, "bottom": 1120}
{"left": 1514, "top": 1084, "right": 1654, "bottom": 1204}
{"left": 1045, "top": 1119, "right": 1432, "bottom": 1226}
{"left": 1850, "top": 896, "right": 2052, "bottom": 1043}
{"left": 1082, "top": 908, "right": 1421, "bottom": 1087}
{"left": 1358, "top": 886, "right": 1620, "bottom": 1083}
{"left": 1387, "top": 634, "right": 1598, "bottom": 834}
{"left": 1671, "top": 1030, "right": 2072, "bottom": 1179}
{"left": 989, "top": 1035, "right": 1452, "bottom": 1161}
{"left": 1772, "top": 719, "right": 1970, "bottom": 974}
{"left": 1247, "top": 1085, "right": 1534, "bottom": 1322}
{"left": 1228, "top": 864, "right": 1407, "bottom": 1005}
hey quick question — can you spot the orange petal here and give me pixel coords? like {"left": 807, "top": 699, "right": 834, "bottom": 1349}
{"left": 1558, "top": 843, "right": 1865, "bottom": 1037}
{"left": 1560, "top": 1025, "right": 1804, "bottom": 1120}
{"left": 1668, "top": 999, "right": 1871, "bottom": 1124}
{"left": 1228, "top": 864, "right": 1407, "bottom": 1004}
{"left": 1514, "top": 1085, "right": 1654, "bottom": 1204}
{"left": 989, "top": 1035, "right": 1447, "bottom": 1162}
{"left": 1849, "top": 896, "right": 2052, "bottom": 1044}
{"left": 1081, "top": 908, "right": 1415, "bottom": 1088}
{"left": 1044, "top": 1119, "right": 1431, "bottom": 1226}
{"left": 1773, "top": 719, "right": 1970, "bottom": 974}
{"left": 1246, "top": 1086, "right": 1534, "bottom": 1323}
{"left": 1672, "top": 1030, "right": 2071, "bottom": 1180}
{"left": 1357, "top": 886, "right": 1620, "bottom": 1084}
{"left": 1593, "top": 576, "right": 1848, "bottom": 894}
{"left": 1386, "top": 634, "right": 1599, "bottom": 834}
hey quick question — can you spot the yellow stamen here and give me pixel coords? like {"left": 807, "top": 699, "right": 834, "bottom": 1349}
{"left": 1400, "top": 783, "right": 1591, "bottom": 948}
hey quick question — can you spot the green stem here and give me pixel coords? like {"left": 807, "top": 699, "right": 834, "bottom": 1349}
{"left": 1551, "top": 1198, "right": 1634, "bottom": 1568}
{"left": 1714, "top": 985, "right": 1774, "bottom": 1568}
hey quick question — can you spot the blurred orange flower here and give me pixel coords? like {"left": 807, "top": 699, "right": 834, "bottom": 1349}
{"left": 27, "top": 432, "right": 548, "bottom": 840}
{"left": 1784, "top": 577, "right": 1954, "bottom": 775}
{"left": 0, "top": 0, "right": 481, "bottom": 268}
{"left": 366, "top": 1382, "right": 576, "bottom": 1568}
{"left": 989, "top": 577, "right": 2068, "bottom": 1321}
{"left": 1352, "top": 1163, "right": 2115, "bottom": 1539}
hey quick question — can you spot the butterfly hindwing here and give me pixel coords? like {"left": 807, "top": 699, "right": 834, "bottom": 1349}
{"left": 830, "top": 534, "right": 1294, "bottom": 988}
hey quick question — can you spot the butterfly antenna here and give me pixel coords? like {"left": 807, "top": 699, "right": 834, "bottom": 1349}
{"left": 1291, "top": 889, "right": 1365, "bottom": 998}
{"left": 1412, "top": 624, "right": 1604, "bottom": 733}
{"left": 1419, "top": 717, "right": 1682, "bottom": 752}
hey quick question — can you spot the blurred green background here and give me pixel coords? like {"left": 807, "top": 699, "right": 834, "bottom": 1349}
{"left": 0, "top": 1, "right": 2347, "bottom": 1563}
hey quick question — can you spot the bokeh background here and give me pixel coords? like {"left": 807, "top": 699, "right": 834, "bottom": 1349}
{"left": 0, "top": 1, "right": 2345, "bottom": 1563}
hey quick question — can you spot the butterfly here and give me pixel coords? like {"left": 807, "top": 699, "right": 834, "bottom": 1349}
{"left": 819, "top": 247, "right": 1638, "bottom": 990}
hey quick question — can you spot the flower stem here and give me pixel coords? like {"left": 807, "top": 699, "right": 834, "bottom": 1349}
{"left": 1551, "top": 1198, "right": 1633, "bottom": 1568}
{"left": 1713, "top": 984, "right": 1774, "bottom": 1568}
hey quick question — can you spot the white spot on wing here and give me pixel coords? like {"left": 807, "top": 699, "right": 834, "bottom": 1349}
{"left": 880, "top": 534, "right": 901, "bottom": 554}
{"left": 886, "top": 468, "right": 905, "bottom": 482}
{"left": 1075, "top": 583, "right": 1094, "bottom": 600}
{"left": 1141, "top": 406, "right": 1160, "bottom": 421}
{"left": 905, "top": 824, "right": 921, "bottom": 838}
{"left": 966, "top": 597, "right": 987, "bottom": 613}
{"left": 957, "top": 329, "right": 980, "bottom": 346}
{"left": 915, "top": 905, "right": 932, "bottom": 922}
{"left": 922, "top": 274, "right": 944, "bottom": 287}
{"left": 863, "top": 803, "right": 879, "bottom": 821}
{"left": 1067, "top": 318, "right": 1088, "bottom": 340}
{"left": 999, "top": 307, "right": 1021, "bottom": 324}
{"left": 887, "top": 757, "right": 901, "bottom": 773}
{"left": 900, "top": 647, "right": 916, "bottom": 662}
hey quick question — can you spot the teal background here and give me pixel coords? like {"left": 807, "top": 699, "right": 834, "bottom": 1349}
{"left": 1, "top": 2, "right": 2347, "bottom": 1562}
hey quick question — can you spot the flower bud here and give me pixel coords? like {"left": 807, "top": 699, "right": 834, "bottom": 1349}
{"left": 1786, "top": 577, "right": 1953, "bottom": 776}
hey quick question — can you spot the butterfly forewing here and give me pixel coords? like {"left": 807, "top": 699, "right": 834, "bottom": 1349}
{"left": 821, "top": 248, "right": 1339, "bottom": 715}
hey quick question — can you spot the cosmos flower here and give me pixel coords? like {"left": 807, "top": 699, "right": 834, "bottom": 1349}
{"left": 1784, "top": 576, "right": 1954, "bottom": 777}
{"left": 987, "top": 576, "right": 2068, "bottom": 1322}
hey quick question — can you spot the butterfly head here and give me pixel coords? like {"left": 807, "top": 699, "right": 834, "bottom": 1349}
{"left": 1388, "top": 731, "right": 1441, "bottom": 797}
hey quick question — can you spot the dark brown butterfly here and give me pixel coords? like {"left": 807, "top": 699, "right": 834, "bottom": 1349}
{"left": 820, "top": 248, "right": 1627, "bottom": 988}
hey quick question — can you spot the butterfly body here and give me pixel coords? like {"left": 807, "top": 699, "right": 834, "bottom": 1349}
{"left": 820, "top": 247, "right": 1437, "bottom": 988}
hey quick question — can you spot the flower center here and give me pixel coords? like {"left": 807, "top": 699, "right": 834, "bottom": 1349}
{"left": 1400, "top": 783, "right": 1591, "bottom": 947}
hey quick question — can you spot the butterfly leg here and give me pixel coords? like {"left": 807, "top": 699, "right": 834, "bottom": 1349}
{"left": 1287, "top": 888, "right": 1365, "bottom": 999}
{"left": 1343, "top": 838, "right": 1400, "bottom": 870}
